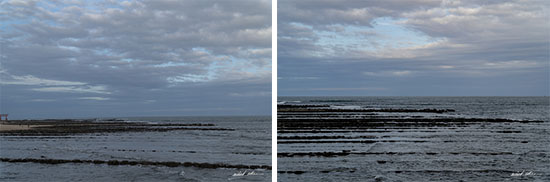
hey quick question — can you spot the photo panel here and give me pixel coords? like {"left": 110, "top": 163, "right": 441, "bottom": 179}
{"left": 277, "top": 0, "right": 550, "bottom": 181}
{"left": 0, "top": 0, "right": 272, "bottom": 181}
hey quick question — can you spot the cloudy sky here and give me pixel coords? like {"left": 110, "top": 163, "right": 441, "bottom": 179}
{"left": 278, "top": 0, "right": 549, "bottom": 96}
{"left": 0, "top": 0, "right": 271, "bottom": 119}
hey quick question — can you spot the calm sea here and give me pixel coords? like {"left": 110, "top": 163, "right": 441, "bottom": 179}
{"left": 1, "top": 116, "right": 271, "bottom": 181}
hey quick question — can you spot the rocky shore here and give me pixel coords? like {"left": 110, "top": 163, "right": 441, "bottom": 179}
{"left": 0, "top": 119, "right": 232, "bottom": 136}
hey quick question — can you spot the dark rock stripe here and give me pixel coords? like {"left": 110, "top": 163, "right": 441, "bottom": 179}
{"left": 1, "top": 127, "right": 233, "bottom": 136}
{"left": 278, "top": 151, "right": 516, "bottom": 157}
{"left": 278, "top": 140, "right": 429, "bottom": 144}
{"left": 278, "top": 135, "right": 377, "bottom": 140}
{"left": 0, "top": 158, "right": 271, "bottom": 170}
{"left": 278, "top": 108, "right": 455, "bottom": 113}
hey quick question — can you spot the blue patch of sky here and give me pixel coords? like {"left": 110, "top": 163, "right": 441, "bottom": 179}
{"left": 63, "top": 0, "right": 126, "bottom": 13}
{"left": 153, "top": 61, "right": 187, "bottom": 67}
{"left": 316, "top": 17, "right": 437, "bottom": 52}
{"left": 204, "top": 62, "right": 220, "bottom": 80}
{"left": 1, "top": 6, "right": 34, "bottom": 34}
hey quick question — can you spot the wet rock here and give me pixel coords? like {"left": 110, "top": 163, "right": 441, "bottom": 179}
{"left": 0, "top": 119, "right": 231, "bottom": 136}
{"left": 288, "top": 171, "right": 305, "bottom": 175}
{"left": 374, "top": 175, "right": 385, "bottom": 181}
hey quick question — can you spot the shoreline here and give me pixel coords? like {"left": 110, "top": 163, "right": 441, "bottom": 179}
{"left": 0, "top": 123, "right": 52, "bottom": 132}
{"left": 0, "top": 119, "right": 232, "bottom": 136}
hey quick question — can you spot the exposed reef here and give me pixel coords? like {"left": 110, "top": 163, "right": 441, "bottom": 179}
{"left": 0, "top": 119, "right": 232, "bottom": 136}
{"left": 0, "top": 158, "right": 271, "bottom": 170}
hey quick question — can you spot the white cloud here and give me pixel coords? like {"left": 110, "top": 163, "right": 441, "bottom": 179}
{"left": 78, "top": 97, "right": 110, "bottom": 100}
{"left": 166, "top": 74, "right": 214, "bottom": 83}
{"left": 1, "top": 75, "right": 86, "bottom": 86}
{"left": 364, "top": 70, "right": 414, "bottom": 77}
{"left": 480, "top": 60, "right": 540, "bottom": 70}
{"left": 438, "top": 65, "right": 455, "bottom": 69}
{"left": 31, "top": 85, "right": 111, "bottom": 94}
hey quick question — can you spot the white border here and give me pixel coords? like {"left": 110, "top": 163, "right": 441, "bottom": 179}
{"left": 271, "top": 0, "right": 277, "bottom": 181}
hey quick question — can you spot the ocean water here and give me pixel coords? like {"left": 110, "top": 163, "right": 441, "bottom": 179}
{"left": 278, "top": 96, "right": 550, "bottom": 181}
{"left": 0, "top": 116, "right": 271, "bottom": 181}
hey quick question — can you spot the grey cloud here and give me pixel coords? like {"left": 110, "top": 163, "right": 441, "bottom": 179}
{"left": 279, "top": 0, "right": 441, "bottom": 27}
{"left": 278, "top": 0, "right": 549, "bottom": 96}
{"left": 1, "top": 0, "right": 271, "bottom": 118}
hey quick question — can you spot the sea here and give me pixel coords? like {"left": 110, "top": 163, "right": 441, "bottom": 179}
{"left": 278, "top": 96, "right": 550, "bottom": 181}
{"left": 0, "top": 116, "right": 271, "bottom": 181}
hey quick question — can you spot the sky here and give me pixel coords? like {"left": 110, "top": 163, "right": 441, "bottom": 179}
{"left": 278, "top": 0, "right": 550, "bottom": 96}
{"left": 0, "top": 0, "right": 271, "bottom": 119}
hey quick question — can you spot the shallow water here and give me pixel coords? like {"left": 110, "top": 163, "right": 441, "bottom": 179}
{"left": 0, "top": 116, "right": 271, "bottom": 181}
{"left": 278, "top": 96, "right": 550, "bottom": 181}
